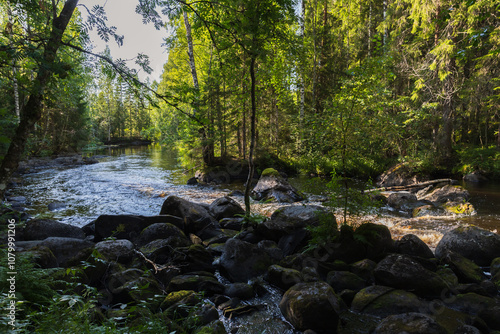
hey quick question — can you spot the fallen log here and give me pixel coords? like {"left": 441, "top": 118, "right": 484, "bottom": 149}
{"left": 364, "top": 178, "right": 457, "bottom": 193}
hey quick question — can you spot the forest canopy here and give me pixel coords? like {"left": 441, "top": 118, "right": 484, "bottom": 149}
{"left": 1, "top": 0, "right": 500, "bottom": 194}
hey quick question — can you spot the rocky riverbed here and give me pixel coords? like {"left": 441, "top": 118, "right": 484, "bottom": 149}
{"left": 3, "top": 172, "right": 500, "bottom": 333}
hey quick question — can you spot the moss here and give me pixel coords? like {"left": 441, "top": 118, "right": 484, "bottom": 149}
{"left": 261, "top": 168, "right": 281, "bottom": 177}
{"left": 161, "top": 290, "right": 196, "bottom": 309}
{"left": 443, "top": 202, "right": 475, "bottom": 215}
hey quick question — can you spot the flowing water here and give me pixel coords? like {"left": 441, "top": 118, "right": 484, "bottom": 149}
{"left": 8, "top": 145, "right": 500, "bottom": 247}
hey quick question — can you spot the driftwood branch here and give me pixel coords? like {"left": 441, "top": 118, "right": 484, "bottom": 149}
{"left": 133, "top": 249, "right": 180, "bottom": 274}
{"left": 364, "top": 178, "right": 456, "bottom": 193}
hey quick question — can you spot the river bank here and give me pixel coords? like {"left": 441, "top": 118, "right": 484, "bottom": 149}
{"left": 3, "top": 190, "right": 500, "bottom": 333}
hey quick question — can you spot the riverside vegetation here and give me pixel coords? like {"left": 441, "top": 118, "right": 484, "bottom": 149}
{"left": 1, "top": 169, "right": 500, "bottom": 333}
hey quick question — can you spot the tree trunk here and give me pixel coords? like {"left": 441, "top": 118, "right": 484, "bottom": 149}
{"left": 183, "top": 9, "right": 213, "bottom": 165}
{"left": 244, "top": 56, "right": 257, "bottom": 217}
{"left": 299, "top": 0, "right": 305, "bottom": 125}
{"left": 0, "top": 0, "right": 79, "bottom": 199}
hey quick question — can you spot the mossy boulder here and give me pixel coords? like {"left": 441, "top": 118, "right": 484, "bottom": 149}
{"left": 160, "top": 290, "right": 198, "bottom": 309}
{"left": 439, "top": 250, "right": 486, "bottom": 284}
{"left": 95, "top": 239, "right": 135, "bottom": 263}
{"left": 435, "top": 226, "right": 500, "bottom": 266}
{"left": 136, "top": 222, "right": 188, "bottom": 247}
{"left": 160, "top": 195, "right": 221, "bottom": 239}
{"left": 167, "top": 273, "right": 224, "bottom": 295}
{"left": 442, "top": 201, "right": 475, "bottom": 216}
{"left": 171, "top": 244, "right": 215, "bottom": 273}
{"left": 351, "top": 285, "right": 424, "bottom": 318}
{"left": 279, "top": 281, "right": 341, "bottom": 332}
{"left": 326, "top": 271, "right": 366, "bottom": 293}
{"left": 373, "top": 313, "right": 447, "bottom": 334}
{"left": 193, "top": 320, "right": 227, "bottom": 334}
{"left": 251, "top": 170, "right": 304, "bottom": 203}
{"left": 261, "top": 168, "right": 281, "bottom": 177}
{"left": 419, "top": 185, "right": 470, "bottom": 204}
{"left": 374, "top": 254, "right": 449, "bottom": 297}
{"left": 220, "top": 238, "right": 282, "bottom": 282}
{"left": 265, "top": 264, "right": 304, "bottom": 291}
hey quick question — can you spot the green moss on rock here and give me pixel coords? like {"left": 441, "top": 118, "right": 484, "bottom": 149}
{"left": 261, "top": 168, "right": 281, "bottom": 177}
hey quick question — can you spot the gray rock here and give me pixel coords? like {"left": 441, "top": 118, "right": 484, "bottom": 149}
{"left": 326, "top": 271, "right": 366, "bottom": 293}
{"left": 279, "top": 281, "right": 341, "bottom": 332}
{"left": 95, "top": 239, "right": 135, "bottom": 263}
{"left": 418, "top": 185, "right": 470, "bottom": 204}
{"left": 208, "top": 196, "right": 245, "bottom": 221}
{"left": 136, "top": 223, "right": 188, "bottom": 247}
{"left": 435, "top": 226, "right": 500, "bottom": 266}
{"left": 351, "top": 286, "right": 424, "bottom": 318}
{"left": 22, "top": 219, "right": 85, "bottom": 240}
{"left": 374, "top": 254, "right": 449, "bottom": 297}
{"left": 93, "top": 214, "right": 184, "bottom": 242}
{"left": 373, "top": 312, "right": 447, "bottom": 334}
{"left": 15, "top": 237, "right": 94, "bottom": 267}
{"left": 265, "top": 264, "right": 304, "bottom": 291}
{"left": 220, "top": 238, "right": 283, "bottom": 282}
{"left": 48, "top": 202, "right": 66, "bottom": 211}
{"left": 395, "top": 234, "right": 434, "bottom": 259}
{"left": 252, "top": 171, "right": 304, "bottom": 203}
{"left": 160, "top": 196, "right": 221, "bottom": 239}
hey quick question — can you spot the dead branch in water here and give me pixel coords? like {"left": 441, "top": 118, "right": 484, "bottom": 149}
{"left": 364, "top": 178, "right": 456, "bottom": 193}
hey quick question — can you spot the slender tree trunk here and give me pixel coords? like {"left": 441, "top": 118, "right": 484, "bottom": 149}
{"left": 183, "top": 9, "right": 212, "bottom": 164}
{"left": 299, "top": 0, "right": 305, "bottom": 125}
{"left": 0, "top": 0, "right": 79, "bottom": 199}
{"left": 244, "top": 56, "right": 257, "bottom": 216}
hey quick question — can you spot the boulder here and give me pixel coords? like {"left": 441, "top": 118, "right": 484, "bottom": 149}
{"left": 279, "top": 281, "right": 341, "bottom": 332}
{"left": 136, "top": 223, "right": 188, "bottom": 247}
{"left": 224, "top": 283, "right": 255, "bottom": 299}
{"left": 220, "top": 238, "right": 283, "bottom": 282}
{"left": 395, "top": 234, "right": 434, "bottom": 259}
{"left": 21, "top": 219, "right": 85, "bottom": 240}
{"left": 171, "top": 244, "right": 215, "bottom": 273}
{"left": 374, "top": 254, "right": 449, "bottom": 297}
{"left": 95, "top": 239, "right": 135, "bottom": 263}
{"left": 438, "top": 250, "right": 486, "bottom": 284}
{"left": 373, "top": 313, "right": 447, "bottom": 334}
{"left": 139, "top": 237, "right": 191, "bottom": 264}
{"left": 219, "top": 217, "right": 245, "bottom": 231}
{"left": 251, "top": 168, "right": 304, "bottom": 203}
{"left": 463, "top": 171, "right": 488, "bottom": 183}
{"left": 354, "top": 223, "right": 394, "bottom": 261}
{"left": 94, "top": 215, "right": 184, "bottom": 242}
{"left": 377, "top": 163, "right": 429, "bottom": 188}
{"left": 418, "top": 185, "right": 470, "bottom": 204}
{"left": 351, "top": 285, "right": 424, "bottom": 318}
{"left": 160, "top": 196, "right": 221, "bottom": 239}
{"left": 326, "top": 271, "right": 366, "bottom": 293}
{"left": 435, "top": 226, "right": 500, "bottom": 266}
{"left": 15, "top": 237, "right": 94, "bottom": 267}
{"left": 208, "top": 196, "right": 245, "bottom": 221}
{"left": 265, "top": 265, "right": 304, "bottom": 291}
{"left": 387, "top": 192, "right": 418, "bottom": 209}
{"left": 167, "top": 273, "right": 225, "bottom": 295}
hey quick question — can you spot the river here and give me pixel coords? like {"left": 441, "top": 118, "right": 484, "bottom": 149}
{"left": 8, "top": 145, "right": 500, "bottom": 248}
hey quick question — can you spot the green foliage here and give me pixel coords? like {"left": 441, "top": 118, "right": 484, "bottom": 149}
{"left": 454, "top": 146, "right": 500, "bottom": 178}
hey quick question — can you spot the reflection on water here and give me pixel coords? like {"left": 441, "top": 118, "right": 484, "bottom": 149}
{"left": 9, "top": 145, "right": 500, "bottom": 247}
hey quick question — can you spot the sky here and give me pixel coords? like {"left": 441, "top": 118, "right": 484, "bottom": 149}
{"left": 81, "top": 0, "right": 169, "bottom": 82}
